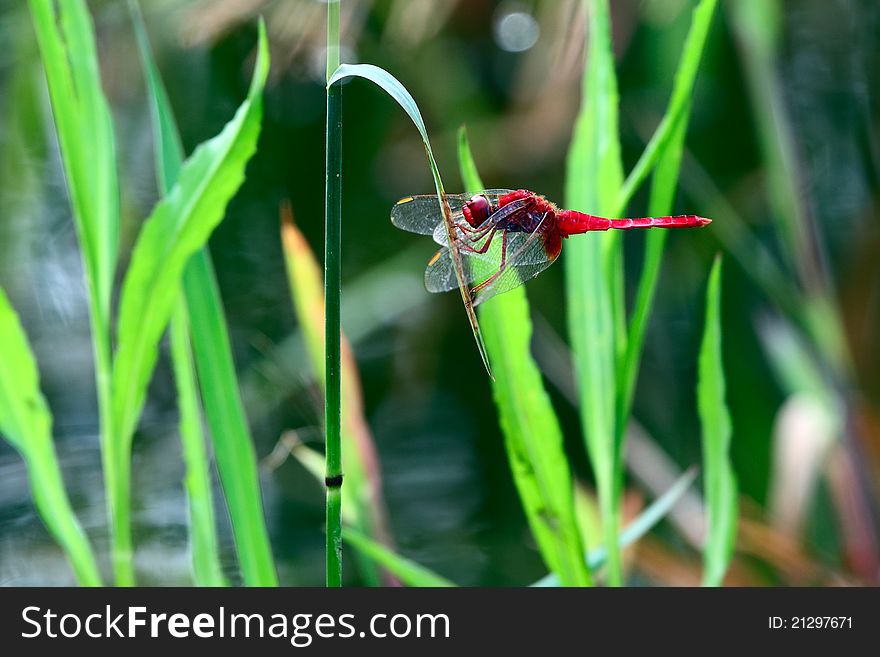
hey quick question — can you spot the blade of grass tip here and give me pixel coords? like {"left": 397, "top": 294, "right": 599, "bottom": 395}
{"left": 458, "top": 127, "right": 591, "bottom": 586}
{"left": 616, "top": 0, "right": 718, "bottom": 215}
{"left": 27, "top": 0, "right": 121, "bottom": 582}
{"left": 281, "top": 202, "right": 395, "bottom": 587}
{"left": 169, "top": 303, "right": 227, "bottom": 586}
{"left": 342, "top": 527, "right": 456, "bottom": 587}
{"left": 131, "top": 0, "right": 230, "bottom": 587}
{"left": 133, "top": 5, "right": 276, "bottom": 587}
{"left": 0, "top": 289, "right": 102, "bottom": 586}
{"left": 112, "top": 20, "right": 272, "bottom": 585}
{"left": 616, "top": 0, "right": 718, "bottom": 445}
{"left": 325, "top": 0, "right": 343, "bottom": 587}
{"left": 327, "top": 63, "right": 493, "bottom": 379}
{"left": 564, "top": 0, "right": 625, "bottom": 586}
{"left": 698, "top": 256, "right": 737, "bottom": 586}
{"left": 533, "top": 467, "right": 699, "bottom": 586}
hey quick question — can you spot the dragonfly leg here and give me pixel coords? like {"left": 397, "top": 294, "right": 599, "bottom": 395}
{"left": 456, "top": 226, "right": 498, "bottom": 255}
{"left": 456, "top": 219, "right": 496, "bottom": 244}
{"left": 469, "top": 230, "right": 509, "bottom": 297}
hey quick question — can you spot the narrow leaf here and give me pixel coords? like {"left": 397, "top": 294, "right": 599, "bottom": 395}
{"left": 459, "top": 128, "right": 591, "bottom": 586}
{"left": 343, "top": 528, "right": 456, "bottom": 587}
{"left": 533, "top": 467, "right": 699, "bottom": 586}
{"left": 132, "top": 1, "right": 227, "bottom": 587}
{"left": 616, "top": 0, "right": 718, "bottom": 443}
{"left": 112, "top": 20, "right": 273, "bottom": 584}
{"left": 563, "top": 0, "right": 625, "bottom": 586}
{"left": 28, "top": 0, "right": 121, "bottom": 582}
{"left": 0, "top": 289, "right": 102, "bottom": 586}
{"left": 698, "top": 256, "right": 737, "bottom": 586}
{"left": 168, "top": 303, "right": 227, "bottom": 586}
{"left": 27, "top": 0, "right": 119, "bottom": 324}
{"left": 131, "top": 6, "right": 277, "bottom": 587}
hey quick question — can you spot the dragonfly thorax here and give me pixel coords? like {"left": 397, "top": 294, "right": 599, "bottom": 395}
{"left": 499, "top": 209, "right": 552, "bottom": 234}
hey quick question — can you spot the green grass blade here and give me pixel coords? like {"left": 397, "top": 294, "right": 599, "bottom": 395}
{"left": 27, "top": 0, "right": 121, "bottom": 582}
{"left": 533, "top": 467, "right": 699, "bottom": 586}
{"left": 616, "top": 0, "right": 718, "bottom": 441}
{"left": 617, "top": 0, "right": 718, "bottom": 215}
{"left": 169, "top": 303, "right": 227, "bottom": 586}
{"left": 27, "top": 0, "right": 118, "bottom": 323}
{"left": 132, "top": 1, "right": 229, "bottom": 587}
{"left": 327, "top": 63, "right": 493, "bottom": 378}
{"left": 131, "top": 4, "right": 276, "bottom": 587}
{"left": 114, "top": 19, "right": 269, "bottom": 447}
{"left": 184, "top": 252, "right": 278, "bottom": 586}
{"left": 698, "top": 256, "right": 737, "bottom": 586}
{"left": 343, "top": 528, "right": 456, "bottom": 587}
{"left": 129, "top": 0, "right": 184, "bottom": 187}
{"left": 0, "top": 289, "right": 102, "bottom": 586}
{"left": 111, "top": 21, "right": 271, "bottom": 585}
{"left": 564, "top": 0, "right": 625, "bottom": 586}
{"left": 281, "top": 204, "right": 393, "bottom": 587}
{"left": 458, "top": 127, "right": 591, "bottom": 586}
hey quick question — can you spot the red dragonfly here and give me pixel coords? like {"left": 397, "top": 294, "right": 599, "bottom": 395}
{"left": 392, "top": 189, "right": 711, "bottom": 305}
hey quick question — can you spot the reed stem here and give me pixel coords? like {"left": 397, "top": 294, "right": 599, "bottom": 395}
{"left": 324, "top": 0, "right": 343, "bottom": 587}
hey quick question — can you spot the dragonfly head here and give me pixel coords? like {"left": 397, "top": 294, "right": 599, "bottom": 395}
{"left": 462, "top": 194, "right": 491, "bottom": 227}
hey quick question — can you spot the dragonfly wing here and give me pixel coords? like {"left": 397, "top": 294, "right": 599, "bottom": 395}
{"left": 480, "top": 189, "right": 516, "bottom": 201}
{"left": 424, "top": 247, "right": 482, "bottom": 293}
{"left": 471, "top": 228, "right": 562, "bottom": 306}
{"left": 391, "top": 193, "right": 471, "bottom": 235}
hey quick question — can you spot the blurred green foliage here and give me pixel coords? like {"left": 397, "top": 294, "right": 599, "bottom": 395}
{"left": 0, "top": 0, "right": 876, "bottom": 586}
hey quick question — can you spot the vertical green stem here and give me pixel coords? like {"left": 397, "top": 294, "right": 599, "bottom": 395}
{"left": 94, "top": 313, "right": 134, "bottom": 585}
{"left": 324, "top": 0, "right": 343, "bottom": 588}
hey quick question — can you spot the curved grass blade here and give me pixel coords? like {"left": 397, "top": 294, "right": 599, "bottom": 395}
{"left": 616, "top": 0, "right": 718, "bottom": 446}
{"left": 533, "top": 467, "right": 699, "bottom": 586}
{"left": 615, "top": 0, "right": 718, "bottom": 218}
{"left": 327, "top": 63, "right": 493, "bottom": 378}
{"left": 698, "top": 256, "right": 737, "bottom": 586}
{"left": 111, "top": 21, "right": 272, "bottom": 585}
{"left": 342, "top": 528, "right": 455, "bottom": 587}
{"left": 459, "top": 127, "right": 591, "bottom": 586}
{"left": 564, "top": 0, "right": 625, "bottom": 586}
{"left": 0, "top": 289, "right": 102, "bottom": 586}
{"left": 133, "top": 5, "right": 276, "bottom": 586}
{"left": 131, "top": 1, "right": 230, "bottom": 587}
{"left": 27, "top": 0, "right": 120, "bottom": 582}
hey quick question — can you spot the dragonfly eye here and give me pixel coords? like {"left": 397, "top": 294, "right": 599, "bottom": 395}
{"left": 463, "top": 194, "right": 490, "bottom": 227}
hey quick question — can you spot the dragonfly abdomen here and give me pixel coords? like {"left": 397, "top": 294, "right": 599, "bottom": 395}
{"left": 556, "top": 210, "right": 710, "bottom": 236}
